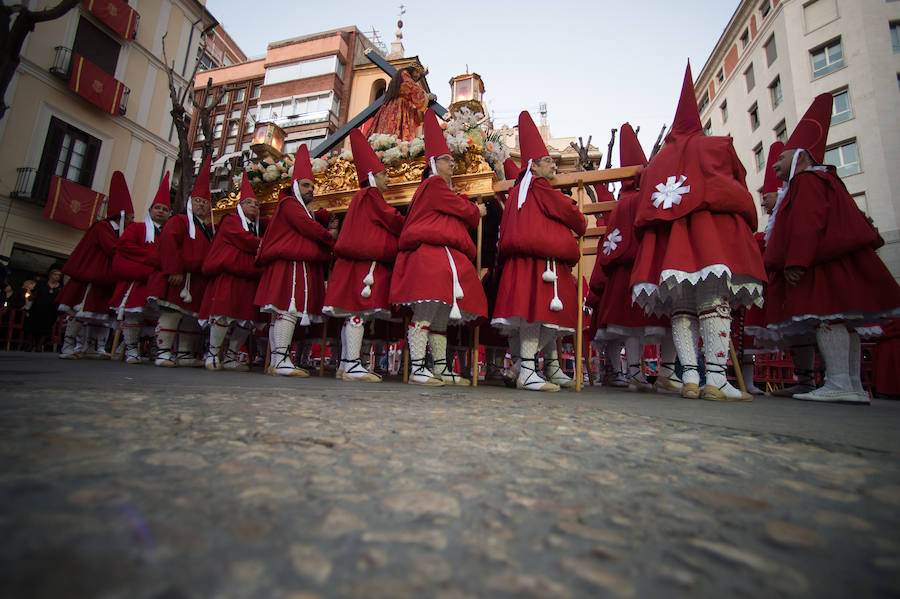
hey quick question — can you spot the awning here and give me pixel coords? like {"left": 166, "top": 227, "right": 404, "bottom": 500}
{"left": 212, "top": 151, "right": 244, "bottom": 167}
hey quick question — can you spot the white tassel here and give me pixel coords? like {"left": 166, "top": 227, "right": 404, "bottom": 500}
{"left": 179, "top": 272, "right": 193, "bottom": 303}
{"left": 144, "top": 215, "right": 155, "bottom": 243}
{"left": 363, "top": 261, "right": 376, "bottom": 286}
{"left": 117, "top": 281, "right": 135, "bottom": 320}
{"left": 186, "top": 197, "right": 196, "bottom": 239}
{"left": 118, "top": 210, "right": 125, "bottom": 237}
{"left": 299, "top": 262, "right": 310, "bottom": 326}
{"left": 445, "top": 246, "right": 464, "bottom": 321}
{"left": 361, "top": 261, "right": 376, "bottom": 298}
{"left": 542, "top": 258, "right": 557, "bottom": 282}
{"left": 288, "top": 261, "right": 298, "bottom": 313}
{"left": 549, "top": 260, "right": 563, "bottom": 312}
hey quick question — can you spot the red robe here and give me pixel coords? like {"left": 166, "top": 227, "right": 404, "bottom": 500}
{"left": 323, "top": 187, "right": 404, "bottom": 318}
{"left": 109, "top": 221, "right": 161, "bottom": 317}
{"left": 874, "top": 319, "right": 900, "bottom": 397}
{"left": 590, "top": 184, "right": 667, "bottom": 339}
{"left": 199, "top": 213, "right": 266, "bottom": 323}
{"left": 492, "top": 176, "right": 586, "bottom": 331}
{"left": 146, "top": 214, "right": 213, "bottom": 316}
{"left": 764, "top": 166, "right": 900, "bottom": 330}
{"left": 630, "top": 134, "right": 765, "bottom": 315}
{"left": 389, "top": 175, "right": 487, "bottom": 322}
{"left": 254, "top": 197, "right": 333, "bottom": 316}
{"left": 58, "top": 219, "right": 118, "bottom": 319}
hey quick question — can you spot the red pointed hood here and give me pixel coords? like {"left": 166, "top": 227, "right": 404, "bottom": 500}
{"left": 424, "top": 108, "right": 451, "bottom": 162}
{"left": 619, "top": 123, "right": 648, "bottom": 167}
{"left": 190, "top": 155, "right": 211, "bottom": 202}
{"left": 518, "top": 110, "right": 549, "bottom": 164}
{"left": 349, "top": 128, "right": 385, "bottom": 187}
{"left": 239, "top": 172, "right": 256, "bottom": 201}
{"left": 762, "top": 141, "right": 785, "bottom": 194}
{"left": 107, "top": 171, "right": 133, "bottom": 216}
{"left": 503, "top": 158, "right": 520, "bottom": 180}
{"left": 151, "top": 172, "right": 171, "bottom": 209}
{"left": 593, "top": 183, "right": 616, "bottom": 202}
{"left": 784, "top": 93, "right": 832, "bottom": 164}
{"left": 292, "top": 144, "right": 314, "bottom": 183}
{"left": 666, "top": 62, "right": 702, "bottom": 142}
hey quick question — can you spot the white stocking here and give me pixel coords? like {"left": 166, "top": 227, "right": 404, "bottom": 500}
{"left": 698, "top": 294, "right": 742, "bottom": 399}
{"left": 271, "top": 313, "right": 302, "bottom": 374}
{"left": 659, "top": 333, "right": 679, "bottom": 381}
{"left": 207, "top": 317, "right": 229, "bottom": 366}
{"left": 176, "top": 318, "right": 202, "bottom": 364}
{"left": 624, "top": 336, "right": 648, "bottom": 385}
{"left": 518, "top": 322, "right": 556, "bottom": 390}
{"left": 226, "top": 324, "right": 250, "bottom": 369}
{"left": 816, "top": 323, "right": 852, "bottom": 392}
{"left": 122, "top": 317, "right": 142, "bottom": 362}
{"left": 60, "top": 317, "right": 83, "bottom": 356}
{"left": 848, "top": 331, "right": 864, "bottom": 394}
{"left": 155, "top": 311, "right": 181, "bottom": 364}
{"left": 670, "top": 313, "right": 700, "bottom": 386}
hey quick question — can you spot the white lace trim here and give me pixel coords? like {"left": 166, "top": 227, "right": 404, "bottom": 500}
{"left": 198, "top": 314, "right": 264, "bottom": 329}
{"left": 631, "top": 264, "right": 764, "bottom": 316}
{"left": 149, "top": 297, "right": 199, "bottom": 318}
{"left": 322, "top": 306, "right": 391, "bottom": 320}
{"left": 594, "top": 325, "right": 666, "bottom": 342}
{"left": 394, "top": 299, "right": 480, "bottom": 324}
{"left": 490, "top": 316, "right": 575, "bottom": 335}
{"left": 259, "top": 303, "right": 323, "bottom": 323}
{"left": 768, "top": 307, "right": 900, "bottom": 337}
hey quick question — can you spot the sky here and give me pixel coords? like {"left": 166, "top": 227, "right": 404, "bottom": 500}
{"left": 204, "top": 0, "right": 740, "bottom": 162}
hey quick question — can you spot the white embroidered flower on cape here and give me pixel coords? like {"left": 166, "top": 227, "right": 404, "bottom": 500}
{"left": 602, "top": 228, "right": 623, "bottom": 256}
{"left": 651, "top": 175, "right": 690, "bottom": 210}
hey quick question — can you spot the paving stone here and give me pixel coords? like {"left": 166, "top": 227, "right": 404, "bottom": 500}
{"left": 680, "top": 487, "right": 771, "bottom": 511}
{"left": 688, "top": 539, "right": 809, "bottom": 594}
{"left": 763, "top": 520, "right": 826, "bottom": 550}
{"left": 361, "top": 530, "right": 448, "bottom": 550}
{"left": 288, "top": 545, "right": 332, "bottom": 585}
{"left": 867, "top": 484, "right": 900, "bottom": 506}
{"left": 380, "top": 490, "right": 461, "bottom": 518}
{"left": 314, "top": 507, "right": 366, "bottom": 538}
{"left": 142, "top": 451, "right": 209, "bottom": 469}
{"left": 485, "top": 572, "right": 572, "bottom": 599}
{"left": 558, "top": 557, "right": 635, "bottom": 597}
{"left": 812, "top": 510, "right": 872, "bottom": 531}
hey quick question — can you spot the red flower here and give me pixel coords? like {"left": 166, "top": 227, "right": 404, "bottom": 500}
{"left": 717, "top": 352, "right": 725, "bottom": 358}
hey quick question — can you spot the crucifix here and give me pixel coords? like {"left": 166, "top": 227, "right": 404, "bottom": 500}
{"left": 310, "top": 48, "right": 448, "bottom": 158}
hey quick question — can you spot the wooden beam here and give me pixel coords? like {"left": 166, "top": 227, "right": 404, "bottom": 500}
{"left": 584, "top": 226, "right": 607, "bottom": 238}
{"left": 491, "top": 165, "right": 642, "bottom": 193}
{"left": 583, "top": 201, "right": 618, "bottom": 214}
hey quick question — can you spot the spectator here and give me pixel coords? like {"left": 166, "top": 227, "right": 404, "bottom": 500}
{"left": 24, "top": 264, "right": 64, "bottom": 351}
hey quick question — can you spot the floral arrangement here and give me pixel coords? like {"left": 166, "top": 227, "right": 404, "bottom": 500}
{"left": 245, "top": 154, "right": 294, "bottom": 183}
{"left": 250, "top": 107, "right": 509, "bottom": 179}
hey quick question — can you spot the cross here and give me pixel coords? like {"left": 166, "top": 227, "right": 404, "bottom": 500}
{"left": 310, "top": 49, "right": 448, "bottom": 158}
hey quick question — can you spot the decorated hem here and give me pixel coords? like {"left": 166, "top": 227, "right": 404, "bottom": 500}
{"left": 259, "top": 303, "right": 324, "bottom": 323}
{"left": 632, "top": 264, "right": 764, "bottom": 317}
{"left": 322, "top": 306, "right": 392, "bottom": 320}
{"left": 394, "top": 299, "right": 482, "bottom": 324}
{"left": 767, "top": 307, "right": 900, "bottom": 337}
{"left": 594, "top": 325, "right": 667, "bottom": 343}
{"left": 490, "top": 316, "right": 575, "bottom": 336}
{"left": 149, "top": 297, "right": 199, "bottom": 319}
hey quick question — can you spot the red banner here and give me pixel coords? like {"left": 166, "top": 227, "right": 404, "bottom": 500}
{"left": 42, "top": 176, "right": 105, "bottom": 231}
{"left": 82, "top": 0, "right": 138, "bottom": 40}
{"left": 68, "top": 53, "right": 125, "bottom": 116}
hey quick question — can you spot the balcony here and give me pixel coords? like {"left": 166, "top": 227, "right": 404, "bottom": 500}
{"left": 81, "top": 0, "right": 140, "bottom": 40}
{"left": 50, "top": 47, "right": 130, "bottom": 116}
{"left": 9, "top": 168, "right": 36, "bottom": 201}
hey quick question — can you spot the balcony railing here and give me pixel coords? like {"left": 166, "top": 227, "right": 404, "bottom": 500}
{"left": 9, "top": 167, "right": 36, "bottom": 201}
{"left": 49, "top": 46, "right": 72, "bottom": 79}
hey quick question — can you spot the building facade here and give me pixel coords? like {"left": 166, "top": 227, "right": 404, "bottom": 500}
{"left": 188, "top": 27, "right": 425, "bottom": 194}
{"left": 694, "top": 0, "right": 900, "bottom": 280}
{"left": 0, "top": 0, "right": 224, "bottom": 280}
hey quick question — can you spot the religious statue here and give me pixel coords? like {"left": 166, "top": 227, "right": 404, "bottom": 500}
{"left": 364, "top": 64, "right": 436, "bottom": 141}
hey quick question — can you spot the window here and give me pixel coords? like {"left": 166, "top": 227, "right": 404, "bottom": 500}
{"left": 703, "top": 120, "right": 712, "bottom": 136}
{"left": 832, "top": 89, "right": 852, "bottom": 124}
{"left": 745, "top": 64, "right": 755, "bottom": 91}
{"left": 230, "top": 109, "right": 242, "bottom": 120}
{"left": 218, "top": 91, "right": 229, "bottom": 105}
{"left": 824, "top": 140, "right": 860, "bottom": 177}
{"left": 716, "top": 68, "right": 724, "bottom": 84}
{"left": 204, "top": 93, "right": 215, "bottom": 108}
{"left": 720, "top": 100, "right": 728, "bottom": 123}
{"left": 764, "top": 35, "right": 777, "bottom": 66}
{"left": 748, "top": 102, "right": 760, "bottom": 131}
{"left": 811, "top": 39, "right": 845, "bottom": 78}
{"left": 233, "top": 88, "right": 245, "bottom": 103}
{"left": 774, "top": 119, "right": 787, "bottom": 143}
{"left": 760, "top": 0, "right": 771, "bottom": 18}
{"left": 197, "top": 47, "right": 216, "bottom": 71}
{"left": 753, "top": 143, "right": 764, "bottom": 171}
{"left": 257, "top": 91, "right": 340, "bottom": 125}
{"left": 227, "top": 120, "right": 239, "bottom": 137}
{"left": 891, "top": 21, "right": 900, "bottom": 53}
{"left": 32, "top": 116, "right": 101, "bottom": 205}
{"left": 263, "top": 55, "right": 344, "bottom": 85}
{"left": 698, "top": 92, "right": 710, "bottom": 114}
{"left": 769, "top": 76, "right": 783, "bottom": 108}
{"left": 740, "top": 29, "right": 750, "bottom": 48}
{"left": 213, "top": 123, "right": 223, "bottom": 138}
{"left": 72, "top": 17, "right": 120, "bottom": 76}
{"left": 250, "top": 84, "right": 261, "bottom": 99}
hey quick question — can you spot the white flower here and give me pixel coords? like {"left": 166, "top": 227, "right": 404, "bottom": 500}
{"left": 602, "top": 228, "right": 623, "bottom": 256}
{"left": 651, "top": 175, "right": 690, "bottom": 210}
{"left": 382, "top": 147, "right": 402, "bottom": 164}
{"left": 311, "top": 158, "right": 327, "bottom": 174}
{"left": 262, "top": 170, "right": 278, "bottom": 182}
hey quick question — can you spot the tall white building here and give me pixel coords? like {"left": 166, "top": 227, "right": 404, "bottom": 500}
{"left": 695, "top": 0, "right": 900, "bottom": 281}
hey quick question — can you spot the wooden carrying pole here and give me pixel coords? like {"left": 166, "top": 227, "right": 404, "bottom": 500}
{"left": 575, "top": 180, "right": 585, "bottom": 392}
{"left": 729, "top": 338, "right": 748, "bottom": 395}
{"left": 471, "top": 205, "right": 483, "bottom": 386}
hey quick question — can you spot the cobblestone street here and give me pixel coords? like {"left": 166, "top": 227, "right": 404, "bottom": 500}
{"left": 2, "top": 352, "right": 900, "bottom": 599}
